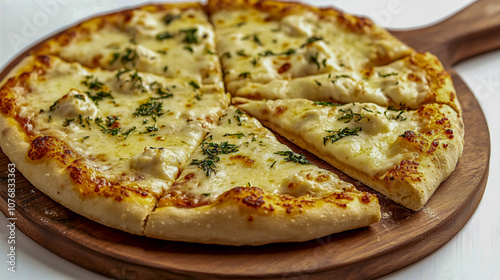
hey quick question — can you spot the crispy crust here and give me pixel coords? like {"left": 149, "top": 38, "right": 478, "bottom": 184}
{"left": 237, "top": 98, "right": 464, "bottom": 211}
{"left": 146, "top": 186, "right": 380, "bottom": 246}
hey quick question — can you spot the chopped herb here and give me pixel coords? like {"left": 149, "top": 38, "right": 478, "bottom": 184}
{"left": 188, "top": 80, "right": 200, "bottom": 90}
{"left": 74, "top": 94, "right": 86, "bottom": 101}
{"left": 184, "top": 46, "right": 194, "bottom": 53}
{"left": 336, "top": 75, "right": 350, "bottom": 79}
{"left": 128, "top": 71, "right": 146, "bottom": 92}
{"left": 195, "top": 94, "right": 201, "bottom": 100}
{"left": 223, "top": 132, "right": 245, "bottom": 139}
{"left": 140, "top": 124, "right": 159, "bottom": 134}
{"left": 270, "top": 161, "right": 277, "bottom": 168}
{"left": 81, "top": 75, "right": 113, "bottom": 105}
{"left": 362, "top": 107, "right": 374, "bottom": 113}
{"left": 81, "top": 136, "right": 90, "bottom": 142}
{"left": 157, "top": 49, "right": 167, "bottom": 55}
{"left": 190, "top": 141, "right": 240, "bottom": 176}
{"left": 384, "top": 106, "right": 407, "bottom": 121}
{"left": 180, "top": 28, "right": 198, "bottom": 44}
{"left": 322, "top": 58, "right": 327, "bottom": 68}
{"left": 150, "top": 82, "right": 173, "bottom": 99}
{"left": 221, "top": 52, "right": 231, "bottom": 59}
{"left": 314, "top": 101, "right": 343, "bottom": 106}
{"left": 63, "top": 118, "right": 75, "bottom": 127}
{"left": 252, "top": 34, "right": 263, "bottom": 46}
{"left": 133, "top": 100, "right": 165, "bottom": 120}
{"left": 259, "top": 48, "right": 296, "bottom": 57}
{"left": 323, "top": 127, "right": 361, "bottom": 145}
{"left": 156, "top": 31, "right": 175, "bottom": 40}
{"left": 163, "top": 13, "right": 181, "bottom": 25}
{"left": 163, "top": 66, "right": 168, "bottom": 72}
{"left": 314, "top": 80, "right": 322, "bottom": 86}
{"left": 301, "top": 36, "right": 323, "bottom": 48}
{"left": 49, "top": 100, "right": 59, "bottom": 112}
{"left": 236, "top": 22, "right": 246, "bottom": 27}
{"left": 105, "top": 115, "right": 119, "bottom": 127}
{"left": 110, "top": 52, "right": 120, "bottom": 65}
{"left": 236, "top": 49, "right": 249, "bottom": 57}
{"left": 379, "top": 72, "right": 398, "bottom": 78}
{"left": 338, "top": 108, "right": 365, "bottom": 123}
{"left": 274, "top": 151, "right": 310, "bottom": 165}
{"left": 239, "top": 72, "right": 251, "bottom": 78}
{"left": 119, "top": 127, "right": 136, "bottom": 140}
{"left": 250, "top": 57, "right": 258, "bottom": 66}
{"left": 310, "top": 53, "right": 321, "bottom": 70}
{"left": 205, "top": 47, "right": 216, "bottom": 55}
{"left": 111, "top": 47, "right": 138, "bottom": 66}
{"left": 116, "top": 67, "right": 131, "bottom": 79}
{"left": 234, "top": 109, "right": 244, "bottom": 126}
{"left": 201, "top": 193, "right": 211, "bottom": 196}
{"left": 95, "top": 117, "right": 120, "bottom": 136}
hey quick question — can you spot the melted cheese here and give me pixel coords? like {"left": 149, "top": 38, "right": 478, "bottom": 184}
{"left": 239, "top": 99, "right": 458, "bottom": 178}
{"left": 171, "top": 107, "right": 352, "bottom": 203}
{"left": 18, "top": 56, "right": 229, "bottom": 195}
{"left": 235, "top": 53, "right": 438, "bottom": 109}
{"left": 53, "top": 7, "right": 222, "bottom": 87}
{"left": 211, "top": 8, "right": 411, "bottom": 96}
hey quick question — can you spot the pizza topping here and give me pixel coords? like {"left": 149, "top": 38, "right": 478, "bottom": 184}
{"left": 81, "top": 75, "right": 114, "bottom": 105}
{"left": 48, "top": 89, "right": 98, "bottom": 119}
{"left": 274, "top": 151, "right": 310, "bottom": 165}
{"left": 130, "top": 147, "right": 182, "bottom": 180}
{"left": 190, "top": 141, "right": 240, "bottom": 176}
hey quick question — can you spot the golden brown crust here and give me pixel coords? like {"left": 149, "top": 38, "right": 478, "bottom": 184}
{"left": 146, "top": 185, "right": 380, "bottom": 245}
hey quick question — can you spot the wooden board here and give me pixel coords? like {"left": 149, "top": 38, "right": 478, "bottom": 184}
{"left": 0, "top": 0, "right": 497, "bottom": 279}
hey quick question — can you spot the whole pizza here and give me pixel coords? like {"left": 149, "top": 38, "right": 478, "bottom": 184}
{"left": 0, "top": 0, "right": 463, "bottom": 246}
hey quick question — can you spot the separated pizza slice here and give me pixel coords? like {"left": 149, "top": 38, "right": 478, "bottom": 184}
{"left": 35, "top": 3, "right": 223, "bottom": 88}
{"left": 208, "top": 0, "right": 414, "bottom": 98}
{"left": 233, "top": 52, "right": 461, "bottom": 113}
{"left": 0, "top": 55, "right": 229, "bottom": 234}
{"left": 145, "top": 106, "right": 380, "bottom": 245}
{"left": 237, "top": 98, "right": 464, "bottom": 211}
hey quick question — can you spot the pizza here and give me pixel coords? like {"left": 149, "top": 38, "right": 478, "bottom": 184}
{"left": 236, "top": 98, "right": 464, "bottom": 211}
{"left": 0, "top": 0, "right": 463, "bottom": 245}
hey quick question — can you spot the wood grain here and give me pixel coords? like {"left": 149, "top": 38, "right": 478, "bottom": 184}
{"left": 0, "top": 0, "right": 496, "bottom": 279}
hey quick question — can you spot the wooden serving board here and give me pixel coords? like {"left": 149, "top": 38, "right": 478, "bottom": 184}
{"left": 0, "top": 1, "right": 498, "bottom": 279}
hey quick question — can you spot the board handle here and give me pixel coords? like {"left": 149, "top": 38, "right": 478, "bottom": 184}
{"left": 392, "top": 0, "right": 500, "bottom": 67}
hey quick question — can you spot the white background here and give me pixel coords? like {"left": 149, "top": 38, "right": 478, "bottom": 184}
{"left": 1, "top": 0, "right": 499, "bottom": 279}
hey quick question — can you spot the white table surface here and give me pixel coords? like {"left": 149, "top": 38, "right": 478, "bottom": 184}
{"left": 1, "top": 1, "right": 499, "bottom": 279}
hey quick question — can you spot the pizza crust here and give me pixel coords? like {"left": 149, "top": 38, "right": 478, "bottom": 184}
{"left": 145, "top": 187, "right": 380, "bottom": 246}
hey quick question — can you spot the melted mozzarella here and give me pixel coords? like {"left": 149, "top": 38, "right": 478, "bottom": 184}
{"left": 239, "top": 99, "right": 457, "bottom": 178}
{"left": 18, "top": 56, "right": 229, "bottom": 195}
{"left": 212, "top": 8, "right": 411, "bottom": 98}
{"left": 55, "top": 7, "right": 222, "bottom": 87}
{"left": 172, "top": 107, "right": 352, "bottom": 202}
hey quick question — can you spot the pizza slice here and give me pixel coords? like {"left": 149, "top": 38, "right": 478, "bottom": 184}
{"left": 237, "top": 98, "right": 464, "bottom": 211}
{"left": 35, "top": 3, "right": 223, "bottom": 87}
{"left": 145, "top": 106, "right": 380, "bottom": 245}
{"left": 0, "top": 55, "right": 229, "bottom": 234}
{"left": 208, "top": 0, "right": 417, "bottom": 99}
{"left": 231, "top": 52, "right": 460, "bottom": 113}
